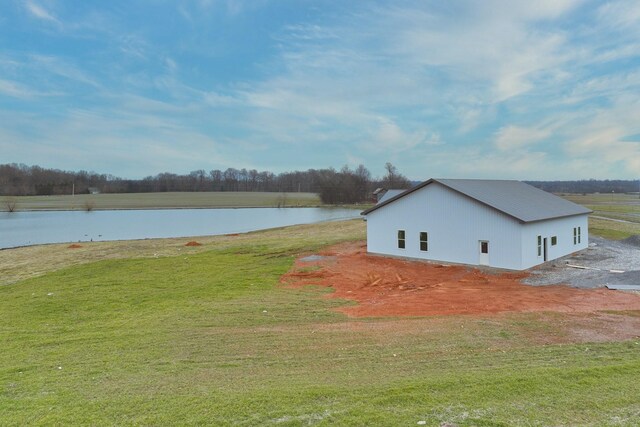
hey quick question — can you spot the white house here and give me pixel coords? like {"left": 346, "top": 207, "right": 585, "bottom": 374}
{"left": 361, "top": 179, "right": 591, "bottom": 270}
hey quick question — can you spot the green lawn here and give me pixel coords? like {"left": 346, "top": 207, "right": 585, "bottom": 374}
{"left": 588, "top": 217, "right": 640, "bottom": 240}
{"left": 2, "top": 222, "right": 640, "bottom": 425}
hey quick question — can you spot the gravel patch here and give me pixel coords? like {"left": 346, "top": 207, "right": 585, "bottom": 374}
{"left": 524, "top": 236, "right": 640, "bottom": 289}
{"left": 299, "top": 255, "right": 335, "bottom": 262}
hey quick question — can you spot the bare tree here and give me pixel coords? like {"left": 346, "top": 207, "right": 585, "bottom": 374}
{"left": 248, "top": 169, "right": 259, "bottom": 191}
{"left": 382, "top": 162, "right": 411, "bottom": 189}
{"left": 209, "top": 169, "right": 223, "bottom": 191}
{"left": 223, "top": 168, "right": 239, "bottom": 191}
{"left": 189, "top": 169, "right": 207, "bottom": 191}
{"left": 3, "top": 196, "right": 17, "bottom": 212}
{"left": 276, "top": 192, "right": 288, "bottom": 208}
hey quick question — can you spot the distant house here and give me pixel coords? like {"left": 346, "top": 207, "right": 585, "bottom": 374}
{"left": 376, "top": 189, "right": 405, "bottom": 204}
{"left": 361, "top": 179, "right": 591, "bottom": 270}
{"left": 372, "top": 188, "right": 386, "bottom": 202}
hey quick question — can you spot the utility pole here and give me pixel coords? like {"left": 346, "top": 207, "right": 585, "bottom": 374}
{"left": 72, "top": 182, "right": 75, "bottom": 197}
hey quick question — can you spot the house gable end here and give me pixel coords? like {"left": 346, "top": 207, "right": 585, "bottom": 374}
{"left": 362, "top": 178, "right": 591, "bottom": 223}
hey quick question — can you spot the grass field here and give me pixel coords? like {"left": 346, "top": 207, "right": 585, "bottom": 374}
{"left": 562, "top": 193, "right": 640, "bottom": 240}
{"left": 0, "top": 191, "right": 324, "bottom": 211}
{"left": 2, "top": 220, "right": 640, "bottom": 425}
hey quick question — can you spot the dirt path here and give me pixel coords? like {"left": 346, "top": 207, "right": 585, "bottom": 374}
{"left": 282, "top": 242, "right": 640, "bottom": 317}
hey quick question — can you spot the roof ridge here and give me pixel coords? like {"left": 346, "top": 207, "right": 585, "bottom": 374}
{"left": 362, "top": 178, "right": 592, "bottom": 222}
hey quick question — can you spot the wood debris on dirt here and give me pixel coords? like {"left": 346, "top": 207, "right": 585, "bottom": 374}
{"left": 281, "top": 241, "right": 640, "bottom": 317}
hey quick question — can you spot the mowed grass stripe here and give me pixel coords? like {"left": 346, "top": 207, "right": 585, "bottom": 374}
{"left": 3, "top": 191, "right": 322, "bottom": 211}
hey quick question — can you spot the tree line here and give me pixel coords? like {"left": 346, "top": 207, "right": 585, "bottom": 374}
{"left": 0, "top": 163, "right": 412, "bottom": 204}
{"left": 525, "top": 180, "right": 640, "bottom": 194}
{"left": 2, "top": 163, "right": 637, "bottom": 204}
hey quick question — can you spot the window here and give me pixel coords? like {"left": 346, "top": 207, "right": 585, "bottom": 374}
{"left": 397, "top": 230, "right": 405, "bottom": 249}
{"left": 420, "top": 232, "right": 428, "bottom": 251}
{"left": 573, "top": 227, "right": 577, "bottom": 245}
{"left": 480, "top": 241, "right": 489, "bottom": 254}
{"left": 551, "top": 236, "right": 557, "bottom": 246}
{"left": 537, "top": 235, "right": 542, "bottom": 257}
{"left": 577, "top": 226, "right": 581, "bottom": 244}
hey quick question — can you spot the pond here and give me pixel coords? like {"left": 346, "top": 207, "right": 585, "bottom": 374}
{"left": 0, "top": 207, "right": 361, "bottom": 249}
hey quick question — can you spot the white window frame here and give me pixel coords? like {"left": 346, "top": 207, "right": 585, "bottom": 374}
{"left": 397, "top": 230, "right": 405, "bottom": 249}
{"left": 419, "top": 231, "right": 428, "bottom": 251}
{"left": 577, "top": 226, "right": 581, "bottom": 244}
{"left": 537, "top": 235, "right": 542, "bottom": 257}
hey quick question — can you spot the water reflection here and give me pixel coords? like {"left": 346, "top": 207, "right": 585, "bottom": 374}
{"left": 0, "top": 207, "right": 361, "bottom": 249}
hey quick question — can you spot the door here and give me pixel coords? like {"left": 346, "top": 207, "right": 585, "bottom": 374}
{"left": 479, "top": 240, "right": 489, "bottom": 266}
{"left": 543, "top": 237, "right": 548, "bottom": 262}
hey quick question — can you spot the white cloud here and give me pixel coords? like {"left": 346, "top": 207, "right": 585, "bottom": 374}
{"left": 597, "top": 0, "right": 640, "bottom": 30}
{"left": 491, "top": 94, "right": 640, "bottom": 178}
{"left": 563, "top": 120, "right": 640, "bottom": 176}
{"left": 25, "top": 1, "right": 61, "bottom": 25}
{"left": 562, "top": 71, "right": 640, "bottom": 105}
{"left": 383, "top": 2, "right": 579, "bottom": 103}
{"left": 0, "top": 79, "right": 36, "bottom": 99}
{"left": 494, "top": 125, "right": 551, "bottom": 151}
{"left": 0, "top": 102, "right": 234, "bottom": 178}
{"left": 283, "top": 24, "right": 339, "bottom": 41}
{"left": 453, "top": 150, "right": 549, "bottom": 178}
{"left": 203, "top": 91, "right": 240, "bottom": 107}
{"left": 0, "top": 78, "right": 61, "bottom": 98}
{"left": 368, "top": 117, "right": 440, "bottom": 152}
{"left": 165, "top": 57, "right": 178, "bottom": 73}
{"left": 29, "top": 55, "right": 100, "bottom": 87}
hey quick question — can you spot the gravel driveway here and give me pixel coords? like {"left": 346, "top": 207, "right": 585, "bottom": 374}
{"left": 524, "top": 236, "right": 640, "bottom": 289}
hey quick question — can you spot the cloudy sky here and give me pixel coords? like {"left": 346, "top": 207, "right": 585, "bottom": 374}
{"left": 1, "top": 0, "right": 639, "bottom": 180}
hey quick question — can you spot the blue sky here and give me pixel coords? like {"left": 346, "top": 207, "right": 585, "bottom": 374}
{"left": 1, "top": 0, "right": 639, "bottom": 180}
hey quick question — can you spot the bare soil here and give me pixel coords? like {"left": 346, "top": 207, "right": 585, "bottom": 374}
{"left": 282, "top": 242, "right": 640, "bottom": 317}
{"left": 185, "top": 241, "right": 203, "bottom": 246}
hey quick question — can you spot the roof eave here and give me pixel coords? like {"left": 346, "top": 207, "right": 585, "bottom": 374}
{"left": 521, "top": 210, "right": 593, "bottom": 224}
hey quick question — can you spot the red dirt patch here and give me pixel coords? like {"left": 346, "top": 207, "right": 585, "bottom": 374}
{"left": 281, "top": 242, "right": 640, "bottom": 317}
{"left": 185, "top": 241, "right": 203, "bottom": 247}
{"left": 67, "top": 244, "right": 83, "bottom": 249}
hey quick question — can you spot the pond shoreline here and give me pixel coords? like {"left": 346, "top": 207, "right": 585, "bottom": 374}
{"left": 1, "top": 204, "right": 348, "bottom": 213}
{"left": 0, "top": 207, "right": 362, "bottom": 250}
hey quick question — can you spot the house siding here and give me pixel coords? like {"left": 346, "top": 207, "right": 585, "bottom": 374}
{"left": 366, "top": 182, "right": 524, "bottom": 269}
{"left": 520, "top": 215, "right": 589, "bottom": 269}
{"left": 365, "top": 182, "right": 590, "bottom": 270}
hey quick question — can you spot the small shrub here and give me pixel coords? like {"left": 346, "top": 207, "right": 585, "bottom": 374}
{"left": 4, "top": 197, "right": 17, "bottom": 212}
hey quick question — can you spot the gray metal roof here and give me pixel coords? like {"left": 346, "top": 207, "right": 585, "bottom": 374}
{"left": 362, "top": 178, "right": 592, "bottom": 223}
{"left": 377, "top": 189, "right": 404, "bottom": 204}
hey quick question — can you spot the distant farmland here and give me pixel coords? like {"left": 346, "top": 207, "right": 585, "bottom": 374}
{"left": 563, "top": 193, "right": 640, "bottom": 239}
{"left": 1, "top": 191, "right": 323, "bottom": 211}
